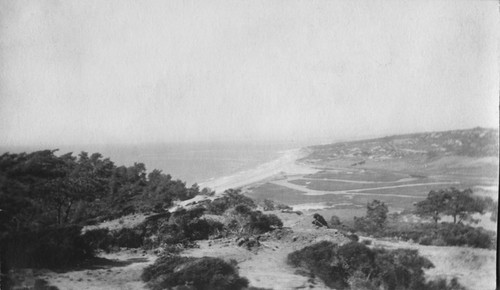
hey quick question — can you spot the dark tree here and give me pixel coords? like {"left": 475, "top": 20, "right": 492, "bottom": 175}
{"left": 416, "top": 188, "right": 486, "bottom": 225}
{"left": 415, "top": 189, "right": 449, "bottom": 225}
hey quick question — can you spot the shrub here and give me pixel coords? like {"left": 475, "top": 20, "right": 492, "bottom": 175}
{"left": 262, "top": 199, "right": 275, "bottom": 211}
{"left": 424, "top": 278, "right": 467, "bottom": 290}
{"left": 82, "top": 227, "right": 146, "bottom": 251}
{"left": 112, "top": 227, "right": 144, "bottom": 248}
{"left": 142, "top": 255, "right": 249, "bottom": 290}
{"left": 329, "top": 215, "right": 342, "bottom": 228}
{"left": 287, "top": 241, "right": 463, "bottom": 290}
{"left": 382, "top": 222, "right": 493, "bottom": 249}
{"left": 312, "top": 213, "right": 328, "bottom": 227}
{"left": 361, "top": 239, "right": 372, "bottom": 245}
{"left": 287, "top": 241, "right": 344, "bottom": 288}
{"left": 81, "top": 228, "right": 113, "bottom": 251}
{"left": 261, "top": 199, "right": 292, "bottom": 211}
{"left": 353, "top": 216, "right": 378, "bottom": 235}
{"left": 226, "top": 206, "right": 283, "bottom": 235}
{"left": 438, "top": 223, "right": 492, "bottom": 248}
{"left": 206, "top": 189, "right": 256, "bottom": 215}
{"left": 354, "top": 200, "right": 388, "bottom": 234}
{"left": 139, "top": 207, "right": 225, "bottom": 248}
{"left": 248, "top": 212, "right": 282, "bottom": 234}
{"left": 3, "top": 225, "right": 92, "bottom": 269}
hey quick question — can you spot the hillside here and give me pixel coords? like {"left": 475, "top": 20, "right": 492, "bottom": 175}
{"left": 2, "top": 127, "right": 498, "bottom": 290}
{"left": 304, "top": 127, "right": 498, "bottom": 162}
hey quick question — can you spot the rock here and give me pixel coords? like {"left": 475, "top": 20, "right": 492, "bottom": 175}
{"left": 312, "top": 213, "right": 328, "bottom": 227}
{"left": 292, "top": 236, "right": 298, "bottom": 242}
{"left": 236, "top": 237, "right": 247, "bottom": 247}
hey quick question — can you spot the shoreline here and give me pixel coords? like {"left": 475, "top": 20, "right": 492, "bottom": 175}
{"left": 198, "top": 147, "right": 316, "bottom": 194}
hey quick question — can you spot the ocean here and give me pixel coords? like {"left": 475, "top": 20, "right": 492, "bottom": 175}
{"left": 100, "top": 142, "right": 300, "bottom": 186}
{"left": 1, "top": 141, "right": 304, "bottom": 186}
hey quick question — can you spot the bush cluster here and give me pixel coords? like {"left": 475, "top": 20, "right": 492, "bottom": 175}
{"left": 226, "top": 205, "right": 283, "bottom": 235}
{"left": 383, "top": 222, "right": 493, "bottom": 249}
{"left": 83, "top": 207, "right": 227, "bottom": 252}
{"left": 138, "top": 207, "right": 225, "bottom": 249}
{"left": 206, "top": 189, "right": 256, "bottom": 215}
{"left": 142, "top": 255, "right": 249, "bottom": 290}
{"left": 261, "top": 199, "right": 292, "bottom": 211}
{"left": 287, "top": 241, "right": 465, "bottom": 290}
{"left": 2, "top": 225, "right": 92, "bottom": 269}
{"left": 81, "top": 227, "right": 145, "bottom": 251}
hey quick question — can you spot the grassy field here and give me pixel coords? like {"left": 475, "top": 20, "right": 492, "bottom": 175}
{"left": 288, "top": 178, "right": 447, "bottom": 192}
{"left": 246, "top": 182, "right": 357, "bottom": 206}
{"left": 361, "top": 184, "right": 461, "bottom": 196}
{"left": 304, "top": 169, "right": 409, "bottom": 182}
{"left": 245, "top": 182, "right": 425, "bottom": 212}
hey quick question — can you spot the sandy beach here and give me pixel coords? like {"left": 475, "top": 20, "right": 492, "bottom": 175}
{"left": 198, "top": 148, "right": 316, "bottom": 194}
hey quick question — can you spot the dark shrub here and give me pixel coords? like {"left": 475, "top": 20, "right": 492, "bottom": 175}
{"left": 139, "top": 207, "right": 224, "bottom": 247}
{"left": 418, "top": 236, "right": 434, "bottom": 246}
{"left": 262, "top": 199, "right": 275, "bottom": 211}
{"left": 329, "top": 215, "right": 342, "bottom": 228}
{"left": 225, "top": 205, "right": 282, "bottom": 235}
{"left": 142, "top": 255, "right": 249, "bottom": 290}
{"left": 287, "top": 241, "right": 462, "bottom": 290}
{"left": 112, "top": 227, "right": 144, "bottom": 248}
{"left": 438, "top": 223, "right": 492, "bottom": 248}
{"left": 3, "top": 225, "right": 92, "bottom": 269}
{"left": 184, "top": 219, "right": 211, "bottom": 241}
{"left": 206, "top": 189, "right": 256, "bottom": 215}
{"left": 371, "top": 248, "right": 434, "bottom": 290}
{"left": 261, "top": 199, "right": 291, "bottom": 211}
{"left": 81, "top": 228, "right": 113, "bottom": 251}
{"left": 424, "top": 278, "right": 467, "bottom": 290}
{"left": 82, "top": 227, "right": 146, "bottom": 251}
{"left": 337, "top": 242, "right": 375, "bottom": 277}
{"left": 247, "top": 212, "right": 283, "bottom": 234}
{"left": 348, "top": 234, "right": 359, "bottom": 242}
{"left": 312, "top": 213, "right": 328, "bottom": 227}
{"left": 382, "top": 222, "right": 493, "bottom": 249}
{"left": 205, "top": 219, "right": 225, "bottom": 238}
{"left": 287, "top": 241, "right": 345, "bottom": 289}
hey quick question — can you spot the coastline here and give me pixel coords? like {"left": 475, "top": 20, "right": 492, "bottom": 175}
{"left": 198, "top": 147, "right": 316, "bottom": 194}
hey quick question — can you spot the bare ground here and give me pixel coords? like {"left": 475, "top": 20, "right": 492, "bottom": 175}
{"left": 37, "top": 251, "right": 156, "bottom": 290}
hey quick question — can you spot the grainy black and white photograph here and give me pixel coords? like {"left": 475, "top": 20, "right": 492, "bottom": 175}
{"left": 0, "top": 1, "right": 498, "bottom": 289}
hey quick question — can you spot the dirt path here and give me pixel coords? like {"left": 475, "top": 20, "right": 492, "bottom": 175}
{"left": 37, "top": 251, "right": 156, "bottom": 290}
{"left": 182, "top": 225, "right": 352, "bottom": 290}
{"left": 183, "top": 239, "right": 322, "bottom": 289}
{"left": 270, "top": 179, "right": 457, "bottom": 198}
{"left": 299, "top": 177, "right": 420, "bottom": 184}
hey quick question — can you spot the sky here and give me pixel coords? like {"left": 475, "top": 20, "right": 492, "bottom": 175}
{"left": 0, "top": 0, "right": 498, "bottom": 147}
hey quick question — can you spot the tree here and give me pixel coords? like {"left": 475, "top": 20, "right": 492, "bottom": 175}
{"left": 262, "top": 199, "right": 275, "bottom": 211}
{"left": 415, "top": 190, "right": 449, "bottom": 225}
{"left": 329, "top": 215, "right": 342, "bottom": 228}
{"left": 444, "top": 188, "right": 486, "bottom": 224}
{"left": 354, "top": 200, "right": 389, "bottom": 234}
{"left": 416, "top": 188, "right": 486, "bottom": 225}
{"left": 366, "top": 200, "right": 388, "bottom": 229}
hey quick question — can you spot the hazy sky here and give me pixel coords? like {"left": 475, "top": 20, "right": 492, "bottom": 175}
{"left": 1, "top": 0, "right": 498, "bottom": 147}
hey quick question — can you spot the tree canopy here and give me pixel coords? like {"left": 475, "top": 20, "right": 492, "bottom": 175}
{"left": 0, "top": 149, "right": 205, "bottom": 233}
{"left": 415, "top": 188, "right": 486, "bottom": 225}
